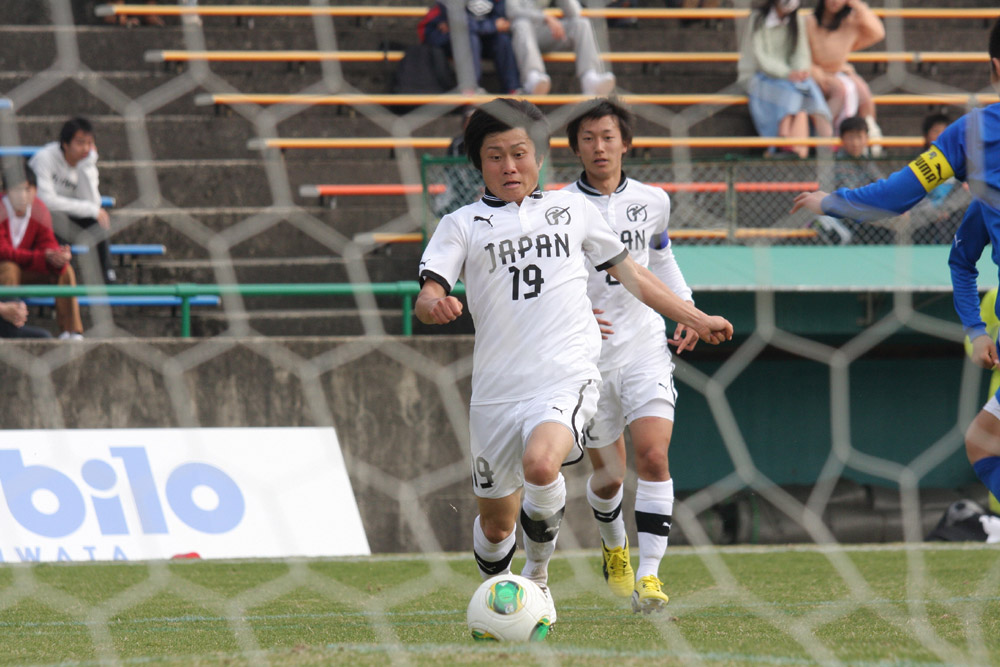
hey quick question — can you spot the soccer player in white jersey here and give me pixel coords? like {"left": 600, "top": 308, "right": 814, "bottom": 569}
{"left": 415, "top": 98, "right": 733, "bottom": 623}
{"left": 563, "top": 99, "right": 692, "bottom": 612}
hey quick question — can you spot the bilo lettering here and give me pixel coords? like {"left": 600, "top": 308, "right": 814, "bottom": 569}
{"left": 0, "top": 447, "right": 245, "bottom": 538}
{"left": 484, "top": 233, "right": 570, "bottom": 273}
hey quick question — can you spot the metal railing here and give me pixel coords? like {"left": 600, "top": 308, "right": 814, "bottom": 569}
{"left": 0, "top": 282, "right": 467, "bottom": 338}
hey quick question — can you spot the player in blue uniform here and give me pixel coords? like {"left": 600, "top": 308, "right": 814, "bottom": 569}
{"left": 791, "top": 18, "right": 1000, "bottom": 504}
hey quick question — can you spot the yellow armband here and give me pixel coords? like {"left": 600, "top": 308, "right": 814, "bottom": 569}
{"left": 907, "top": 147, "right": 955, "bottom": 192}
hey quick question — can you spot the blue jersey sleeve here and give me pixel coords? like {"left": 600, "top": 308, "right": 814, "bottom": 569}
{"left": 821, "top": 114, "right": 969, "bottom": 223}
{"left": 948, "top": 200, "right": 991, "bottom": 339}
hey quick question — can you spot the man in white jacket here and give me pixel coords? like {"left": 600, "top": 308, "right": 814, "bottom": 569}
{"left": 28, "top": 117, "right": 115, "bottom": 284}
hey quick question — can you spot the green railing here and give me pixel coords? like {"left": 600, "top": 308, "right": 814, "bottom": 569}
{"left": 0, "top": 282, "right": 467, "bottom": 338}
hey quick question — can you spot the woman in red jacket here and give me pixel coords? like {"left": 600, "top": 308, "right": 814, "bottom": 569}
{"left": 0, "top": 165, "right": 83, "bottom": 339}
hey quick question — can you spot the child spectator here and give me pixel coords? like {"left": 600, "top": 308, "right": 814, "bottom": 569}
{"left": 738, "top": 0, "right": 832, "bottom": 158}
{"left": 806, "top": 0, "right": 885, "bottom": 154}
{"left": 0, "top": 165, "right": 84, "bottom": 339}
{"left": 506, "top": 0, "right": 616, "bottom": 95}
{"left": 28, "top": 117, "right": 116, "bottom": 285}
{"left": 922, "top": 112, "right": 951, "bottom": 150}
{"left": 812, "top": 116, "right": 887, "bottom": 243}
{"left": 419, "top": 1, "right": 521, "bottom": 94}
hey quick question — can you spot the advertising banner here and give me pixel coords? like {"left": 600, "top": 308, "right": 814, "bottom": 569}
{"left": 0, "top": 428, "right": 370, "bottom": 562}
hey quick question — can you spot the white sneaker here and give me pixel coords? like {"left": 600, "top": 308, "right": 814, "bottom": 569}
{"left": 58, "top": 332, "right": 84, "bottom": 340}
{"left": 535, "top": 582, "right": 557, "bottom": 625}
{"left": 523, "top": 70, "right": 551, "bottom": 96}
{"left": 581, "top": 70, "right": 616, "bottom": 96}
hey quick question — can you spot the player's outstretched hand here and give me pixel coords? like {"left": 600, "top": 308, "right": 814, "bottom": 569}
{"left": 427, "top": 296, "right": 463, "bottom": 325}
{"left": 972, "top": 335, "right": 999, "bottom": 370}
{"left": 593, "top": 308, "right": 614, "bottom": 340}
{"left": 668, "top": 323, "right": 699, "bottom": 354}
{"left": 694, "top": 315, "right": 733, "bottom": 345}
{"left": 791, "top": 190, "right": 829, "bottom": 216}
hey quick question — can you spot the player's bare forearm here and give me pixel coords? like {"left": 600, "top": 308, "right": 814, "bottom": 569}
{"left": 607, "top": 258, "right": 732, "bottom": 344}
{"left": 415, "top": 281, "right": 463, "bottom": 325}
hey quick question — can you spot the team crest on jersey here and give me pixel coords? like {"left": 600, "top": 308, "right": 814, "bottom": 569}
{"left": 545, "top": 206, "right": 572, "bottom": 225}
{"left": 626, "top": 203, "right": 648, "bottom": 222}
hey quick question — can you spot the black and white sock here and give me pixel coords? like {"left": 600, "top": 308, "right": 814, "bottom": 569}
{"left": 635, "top": 478, "right": 673, "bottom": 580}
{"left": 473, "top": 515, "right": 516, "bottom": 580}
{"left": 586, "top": 474, "right": 626, "bottom": 548}
{"left": 520, "top": 473, "right": 566, "bottom": 585}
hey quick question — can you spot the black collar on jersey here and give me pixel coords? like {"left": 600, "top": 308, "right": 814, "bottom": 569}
{"left": 575, "top": 170, "right": 628, "bottom": 197}
{"left": 481, "top": 187, "right": 543, "bottom": 208}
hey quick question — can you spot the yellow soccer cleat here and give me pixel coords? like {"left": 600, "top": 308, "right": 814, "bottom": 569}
{"left": 601, "top": 539, "right": 635, "bottom": 598}
{"left": 631, "top": 575, "right": 669, "bottom": 613}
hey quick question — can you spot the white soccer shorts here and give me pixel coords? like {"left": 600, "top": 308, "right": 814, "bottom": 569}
{"left": 469, "top": 379, "right": 600, "bottom": 498}
{"left": 984, "top": 395, "right": 1000, "bottom": 421}
{"left": 585, "top": 352, "right": 677, "bottom": 449}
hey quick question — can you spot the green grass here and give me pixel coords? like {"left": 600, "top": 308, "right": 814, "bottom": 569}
{"left": 1, "top": 544, "right": 999, "bottom": 666}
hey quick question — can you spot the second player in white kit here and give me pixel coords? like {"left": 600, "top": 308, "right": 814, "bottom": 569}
{"left": 565, "top": 99, "right": 695, "bottom": 612}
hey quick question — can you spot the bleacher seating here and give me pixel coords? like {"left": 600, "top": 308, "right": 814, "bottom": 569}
{"left": 0, "top": 1, "right": 989, "bottom": 337}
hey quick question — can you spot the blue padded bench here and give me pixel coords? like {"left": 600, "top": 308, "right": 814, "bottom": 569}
{"left": 71, "top": 244, "right": 165, "bottom": 257}
{"left": 23, "top": 295, "right": 220, "bottom": 308}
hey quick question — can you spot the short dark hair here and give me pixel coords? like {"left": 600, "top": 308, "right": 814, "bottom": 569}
{"left": 566, "top": 98, "right": 634, "bottom": 154}
{"left": 59, "top": 116, "right": 94, "bottom": 149}
{"left": 990, "top": 17, "right": 1000, "bottom": 63}
{"left": 2, "top": 162, "right": 36, "bottom": 191}
{"left": 921, "top": 113, "right": 950, "bottom": 137}
{"left": 838, "top": 115, "right": 868, "bottom": 137}
{"left": 464, "top": 98, "right": 549, "bottom": 171}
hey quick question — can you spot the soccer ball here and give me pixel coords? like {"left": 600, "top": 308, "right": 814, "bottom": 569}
{"left": 466, "top": 574, "right": 552, "bottom": 642}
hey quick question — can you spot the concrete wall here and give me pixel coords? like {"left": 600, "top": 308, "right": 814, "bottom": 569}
{"left": 0, "top": 333, "right": 984, "bottom": 552}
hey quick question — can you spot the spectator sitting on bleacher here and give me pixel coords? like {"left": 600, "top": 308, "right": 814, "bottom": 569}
{"left": 0, "top": 300, "right": 51, "bottom": 339}
{"left": 806, "top": 0, "right": 885, "bottom": 155}
{"left": 0, "top": 165, "right": 84, "bottom": 340}
{"left": 419, "top": 1, "right": 521, "bottom": 94}
{"left": 738, "top": 0, "right": 832, "bottom": 159}
{"left": 28, "top": 117, "right": 116, "bottom": 285}
{"left": 506, "top": 0, "right": 616, "bottom": 95}
{"left": 813, "top": 115, "right": 893, "bottom": 243}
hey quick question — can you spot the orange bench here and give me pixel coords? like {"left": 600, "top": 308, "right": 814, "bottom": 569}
{"left": 253, "top": 136, "right": 925, "bottom": 152}
{"left": 99, "top": 5, "right": 1000, "bottom": 20}
{"left": 149, "top": 49, "right": 990, "bottom": 66}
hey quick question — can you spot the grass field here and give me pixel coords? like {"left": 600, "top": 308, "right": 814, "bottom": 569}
{"left": 2, "top": 543, "right": 999, "bottom": 666}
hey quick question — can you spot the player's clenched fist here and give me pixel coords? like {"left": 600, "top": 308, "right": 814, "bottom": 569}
{"left": 427, "top": 296, "right": 463, "bottom": 324}
{"left": 697, "top": 315, "right": 733, "bottom": 345}
{"left": 415, "top": 280, "right": 463, "bottom": 325}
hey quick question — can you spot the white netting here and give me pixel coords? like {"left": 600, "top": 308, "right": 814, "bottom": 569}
{"left": 1, "top": 0, "right": 999, "bottom": 663}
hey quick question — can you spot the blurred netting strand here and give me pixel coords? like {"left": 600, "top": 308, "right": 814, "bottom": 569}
{"left": 1, "top": 0, "right": 999, "bottom": 663}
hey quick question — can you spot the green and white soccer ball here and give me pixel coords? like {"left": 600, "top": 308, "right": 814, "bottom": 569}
{"left": 467, "top": 574, "right": 552, "bottom": 642}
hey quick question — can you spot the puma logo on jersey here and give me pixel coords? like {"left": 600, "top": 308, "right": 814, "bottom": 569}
{"left": 658, "top": 382, "right": 670, "bottom": 392}
{"left": 550, "top": 406, "right": 565, "bottom": 414}
{"left": 474, "top": 215, "right": 494, "bottom": 228}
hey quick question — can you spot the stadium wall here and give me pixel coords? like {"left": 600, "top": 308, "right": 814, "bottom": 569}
{"left": 0, "top": 327, "right": 982, "bottom": 552}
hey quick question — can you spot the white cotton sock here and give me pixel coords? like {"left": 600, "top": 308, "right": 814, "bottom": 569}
{"left": 473, "top": 515, "right": 516, "bottom": 580}
{"left": 519, "top": 474, "right": 566, "bottom": 585}
{"left": 586, "top": 475, "right": 627, "bottom": 548}
{"left": 634, "top": 478, "right": 674, "bottom": 580}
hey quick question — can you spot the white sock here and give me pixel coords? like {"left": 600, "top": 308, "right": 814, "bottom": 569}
{"left": 520, "top": 474, "right": 566, "bottom": 585}
{"left": 634, "top": 478, "right": 673, "bottom": 580}
{"left": 586, "top": 475, "right": 626, "bottom": 548}
{"left": 473, "top": 515, "right": 516, "bottom": 580}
